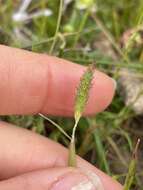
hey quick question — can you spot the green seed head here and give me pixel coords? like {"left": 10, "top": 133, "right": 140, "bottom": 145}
{"left": 74, "top": 64, "right": 95, "bottom": 122}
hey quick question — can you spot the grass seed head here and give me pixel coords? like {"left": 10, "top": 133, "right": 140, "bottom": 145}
{"left": 74, "top": 64, "right": 95, "bottom": 122}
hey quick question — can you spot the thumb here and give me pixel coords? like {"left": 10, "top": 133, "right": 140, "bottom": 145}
{"left": 0, "top": 167, "right": 104, "bottom": 190}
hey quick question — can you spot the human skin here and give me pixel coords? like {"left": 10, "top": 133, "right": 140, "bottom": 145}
{"left": 0, "top": 45, "right": 122, "bottom": 189}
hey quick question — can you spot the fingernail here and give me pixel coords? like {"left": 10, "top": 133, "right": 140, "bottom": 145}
{"left": 51, "top": 170, "right": 94, "bottom": 190}
{"left": 111, "top": 78, "right": 117, "bottom": 90}
{"left": 84, "top": 170, "right": 105, "bottom": 190}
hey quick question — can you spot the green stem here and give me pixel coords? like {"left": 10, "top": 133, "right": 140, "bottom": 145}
{"left": 71, "top": 119, "right": 79, "bottom": 143}
{"left": 68, "top": 140, "right": 76, "bottom": 167}
{"left": 68, "top": 119, "right": 79, "bottom": 167}
{"left": 73, "top": 9, "right": 89, "bottom": 47}
{"left": 39, "top": 113, "right": 71, "bottom": 140}
{"left": 92, "top": 14, "right": 130, "bottom": 63}
{"left": 49, "top": 0, "right": 63, "bottom": 54}
{"left": 107, "top": 136, "right": 127, "bottom": 167}
{"left": 123, "top": 139, "right": 140, "bottom": 190}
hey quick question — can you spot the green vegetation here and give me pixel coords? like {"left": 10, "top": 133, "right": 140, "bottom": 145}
{"left": 0, "top": 0, "right": 143, "bottom": 189}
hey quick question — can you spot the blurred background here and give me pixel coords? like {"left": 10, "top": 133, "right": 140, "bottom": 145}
{"left": 0, "top": 0, "right": 143, "bottom": 189}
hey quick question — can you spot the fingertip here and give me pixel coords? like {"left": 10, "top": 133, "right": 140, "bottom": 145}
{"left": 84, "top": 70, "right": 116, "bottom": 115}
{"left": 41, "top": 57, "right": 116, "bottom": 116}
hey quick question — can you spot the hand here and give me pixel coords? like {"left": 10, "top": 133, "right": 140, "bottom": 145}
{"left": 0, "top": 45, "right": 122, "bottom": 190}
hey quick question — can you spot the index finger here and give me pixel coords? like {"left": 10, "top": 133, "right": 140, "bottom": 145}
{"left": 0, "top": 45, "right": 115, "bottom": 116}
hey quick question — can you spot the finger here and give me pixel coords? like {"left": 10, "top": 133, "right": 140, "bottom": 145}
{"left": 0, "top": 167, "right": 97, "bottom": 190}
{"left": 0, "top": 45, "right": 116, "bottom": 116}
{"left": 0, "top": 122, "right": 122, "bottom": 189}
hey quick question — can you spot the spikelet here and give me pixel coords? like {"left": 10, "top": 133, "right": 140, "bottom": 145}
{"left": 74, "top": 63, "right": 95, "bottom": 123}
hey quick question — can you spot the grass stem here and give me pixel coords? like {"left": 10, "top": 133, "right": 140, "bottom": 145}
{"left": 49, "top": 0, "right": 63, "bottom": 54}
{"left": 73, "top": 9, "right": 89, "bottom": 47}
{"left": 123, "top": 139, "right": 140, "bottom": 190}
{"left": 68, "top": 119, "right": 79, "bottom": 167}
{"left": 39, "top": 113, "right": 71, "bottom": 140}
